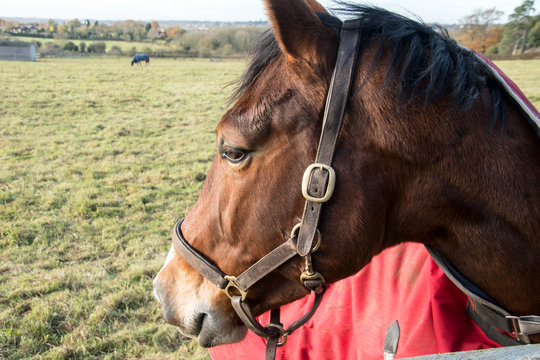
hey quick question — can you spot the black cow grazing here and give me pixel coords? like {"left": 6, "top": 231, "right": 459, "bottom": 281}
{"left": 131, "top": 54, "right": 150, "bottom": 66}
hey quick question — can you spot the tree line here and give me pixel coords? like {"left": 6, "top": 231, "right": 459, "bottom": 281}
{"left": 0, "top": 17, "right": 266, "bottom": 58}
{"left": 0, "top": 0, "right": 538, "bottom": 59}
{"left": 453, "top": 0, "right": 539, "bottom": 57}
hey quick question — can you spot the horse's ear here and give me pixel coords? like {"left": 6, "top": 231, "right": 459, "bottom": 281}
{"left": 264, "top": 0, "right": 337, "bottom": 71}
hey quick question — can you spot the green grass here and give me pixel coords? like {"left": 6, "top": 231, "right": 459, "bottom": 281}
{"left": 0, "top": 57, "right": 538, "bottom": 359}
{"left": 494, "top": 60, "right": 540, "bottom": 109}
{"left": 0, "top": 57, "right": 243, "bottom": 359}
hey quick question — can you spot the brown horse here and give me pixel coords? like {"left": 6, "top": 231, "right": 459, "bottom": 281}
{"left": 153, "top": 0, "right": 540, "bottom": 349}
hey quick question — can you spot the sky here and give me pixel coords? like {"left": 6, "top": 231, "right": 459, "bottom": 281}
{"left": 1, "top": 0, "right": 526, "bottom": 24}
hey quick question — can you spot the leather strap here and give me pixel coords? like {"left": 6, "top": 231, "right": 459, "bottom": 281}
{"left": 426, "top": 245, "right": 540, "bottom": 345}
{"left": 234, "top": 238, "right": 297, "bottom": 291}
{"left": 466, "top": 302, "right": 523, "bottom": 347}
{"left": 265, "top": 309, "right": 282, "bottom": 360}
{"left": 232, "top": 289, "right": 326, "bottom": 360}
{"left": 230, "top": 289, "right": 326, "bottom": 338}
{"left": 231, "top": 296, "right": 269, "bottom": 337}
{"left": 517, "top": 316, "right": 540, "bottom": 336}
{"left": 297, "top": 19, "right": 363, "bottom": 256}
{"left": 282, "top": 288, "right": 326, "bottom": 333}
{"left": 172, "top": 218, "right": 228, "bottom": 289}
{"left": 173, "top": 218, "right": 298, "bottom": 292}
{"left": 265, "top": 336, "right": 280, "bottom": 360}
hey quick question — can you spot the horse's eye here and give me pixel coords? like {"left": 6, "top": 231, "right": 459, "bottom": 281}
{"left": 221, "top": 148, "right": 246, "bottom": 163}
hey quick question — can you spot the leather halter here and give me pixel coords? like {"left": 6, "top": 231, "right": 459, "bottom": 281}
{"left": 171, "top": 19, "right": 362, "bottom": 360}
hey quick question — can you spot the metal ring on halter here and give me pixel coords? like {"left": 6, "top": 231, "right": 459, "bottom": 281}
{"left": 264, "top": 323, "right": 288, "bottom": 346}
{"left": 290, "top": 223, "right": 321, "bottom": 253}
{"left": 223, "top": 275, "right": 248, "bottom": 301}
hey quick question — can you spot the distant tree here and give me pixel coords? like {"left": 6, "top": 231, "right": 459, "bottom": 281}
{"left": 456, "top": 8, "right": 504, "bottom": 53}
{"left": 150, "top": 20, "right": 160, "bottom": 30}
{"left": 87, "top": 42, "right": 106, "bottom": 53}
{"left": 127, "top": 46, "right": 137, "bottom": 56}
{"left": 42, "top": 42, "right": 61, "bottom": 55}
{"left": 165, "top": 25, "right": 183, "bottom": 39}
{"left": 220, "top": 43, "right": 234, "bottom": 56}
{"left": 115, "top": 20, "right": 147, "bottom": 42}
{"left": 45, "top": 42, "right": 60, "bottom": 51}
{"left": 63, "top": 41, "right": 79, "bottom": 51}
{"left": 497, "top": 0, "right": 538, "bottom": 56}
{"left": 147, "top": 20, "right": 161, "bottom": 39}
{"left": 5, "top": 20, "right": 15, "bottom": 32}
{"left": 108, "top": 45, "right": 123, "bottom": 55}
{"left": 93, "top": 23, "right": 111, "bottom": 40}
{"left": 64, "top": 19, "right": 82, "bottom": 38}
{"left": 46, "top": 19, "right": 58, "bottom": 34}
{"left": 510, "top": 0, "right": 536, "bottom": 54}
{"left": 75, "top": 25, "right": 89, "bottom": 39}
{"left": 234, "top": 30, "right": 251, "bottom": 52}
{"left": 528, "top": 15, "right": 540, "bottom": 47}
{"left": 79, "top": 41, "right": 86, "bottom": 53}
{"left": 142, "top": 46, "right": 153, "bottom": 55}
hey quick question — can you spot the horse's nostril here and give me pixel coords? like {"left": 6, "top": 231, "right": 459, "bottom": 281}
{"left": 194, "top": 312, "right": 207, "bottom": 336}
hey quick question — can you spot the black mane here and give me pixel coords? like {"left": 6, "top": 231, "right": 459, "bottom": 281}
{"left": 232, "top": 4, "right": 505, "bottom": 124}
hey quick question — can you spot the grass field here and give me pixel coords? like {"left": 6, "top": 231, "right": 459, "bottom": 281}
{"left": 1, "top": 57, "right": 539, "bottom": 360}
{"left": 494, "top": 60, "right": 540, "bottom": 108}
{"left": 1, "top": 57, "right": 242, "bottom": 359}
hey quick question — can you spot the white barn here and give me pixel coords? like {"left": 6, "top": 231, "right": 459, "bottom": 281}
{"left": 0, "top": 41, "right": 36, "bottom": 61}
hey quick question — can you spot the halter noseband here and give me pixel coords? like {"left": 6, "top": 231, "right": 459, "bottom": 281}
{"left": 171, "top": 19, "right": 362, "bottom": 360}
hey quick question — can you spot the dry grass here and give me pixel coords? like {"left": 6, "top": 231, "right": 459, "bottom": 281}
{"left": 0, "top": 57, "right": 242, "bottom": 359}
{"left": 494, "top": 60, "right": 540, "bottom": 109}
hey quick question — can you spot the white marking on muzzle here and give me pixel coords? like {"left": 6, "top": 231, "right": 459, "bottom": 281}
{"left": 154, "top": 245, "right": 177, "bottom": 302}
{"left": 156, "top": 244, "right": 176, "bottom": 278}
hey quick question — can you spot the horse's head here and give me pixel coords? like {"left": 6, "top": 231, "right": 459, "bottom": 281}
{"left": 154, "top": 0, "right": 540, "bottom": 349}
{"left": 152, "top": 0, "right": 370, "bottom": 346}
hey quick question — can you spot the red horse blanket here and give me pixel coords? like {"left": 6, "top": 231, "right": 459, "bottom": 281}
{"left": 209, "top": 243, "right": 500, "bottom": 359}
{"left": 209, "top": 58, "right": 539, "bottom": 360}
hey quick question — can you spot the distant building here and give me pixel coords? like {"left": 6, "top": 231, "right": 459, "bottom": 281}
{"left": 9, "top": 23, "right": 41, "bottom": 34}
{"left": 0, "top": 41, "right": 36, "bottom": 61}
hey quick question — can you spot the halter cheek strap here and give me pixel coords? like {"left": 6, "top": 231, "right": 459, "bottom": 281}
{"left": 296, "top": 19, "right": 363, "bottom": 257}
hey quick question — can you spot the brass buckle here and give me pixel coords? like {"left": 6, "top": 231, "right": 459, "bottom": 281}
{"left": 301, "top": 163, "right": 336, "bottom": 203}
{"left": 223, "top": 275, "right": 248, "bottom": 301}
